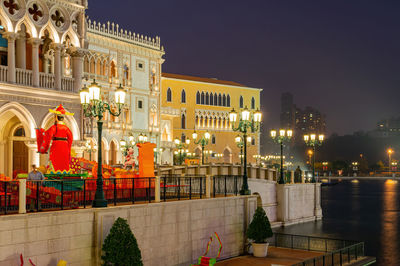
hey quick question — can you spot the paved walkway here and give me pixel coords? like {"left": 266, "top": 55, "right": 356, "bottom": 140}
{"left": 216, "top": 246, "right": 324, "bottom": 266}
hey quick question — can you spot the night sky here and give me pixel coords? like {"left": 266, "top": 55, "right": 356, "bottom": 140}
{"left": 87, "top": 0, "right": 400, "bottom": 136}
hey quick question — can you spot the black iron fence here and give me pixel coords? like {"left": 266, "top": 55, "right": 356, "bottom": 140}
{"left": 212, "top": 175, "right": 242, "bottom": 197}
{"left": 271, "top": 233, "right": 366, "bottom": 266}
{"left": 0, "top": 180, "right": 19, "bottom": 214}
{"left": 24, "top": 177, "right": 155, "bottom": 213}
{"left": 1, "top": 175, "right": 245, "bottom": 215}
{"left": 160, "top": 175, "right": 205, "bottom": 201}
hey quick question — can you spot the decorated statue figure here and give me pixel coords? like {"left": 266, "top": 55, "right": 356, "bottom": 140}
{"left": 36, "top": 104, "right": 74, "bottom": 173}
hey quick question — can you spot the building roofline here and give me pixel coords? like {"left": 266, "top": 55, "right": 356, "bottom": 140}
{"left": 162, "top": 73, "right": 262, "bottom": 91}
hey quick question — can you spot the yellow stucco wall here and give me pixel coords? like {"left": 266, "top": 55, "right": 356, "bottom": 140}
{"left": 161, "top": 74, "right": 261, "bottom": 164}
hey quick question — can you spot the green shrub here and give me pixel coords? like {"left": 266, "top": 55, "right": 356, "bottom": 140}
{"left": 247, "top": 207, "right": 273, "bottom": 243}
{"left": 102, "top": 217, "right": 143, "bottom": 266}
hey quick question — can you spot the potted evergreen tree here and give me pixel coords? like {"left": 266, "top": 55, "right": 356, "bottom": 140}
{"left": 102, "top": 217, "right": 143, "bottom": 266}
{"left": 246, "top": 207, "right": 273, "bottom": 257}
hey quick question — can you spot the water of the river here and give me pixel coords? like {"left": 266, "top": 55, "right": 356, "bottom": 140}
{"left": 274, "top": 179, "right": 400, "bottom": 265}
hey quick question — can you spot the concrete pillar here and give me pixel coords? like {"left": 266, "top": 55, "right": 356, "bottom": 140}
{"left": 29, "top": 38, "right": 42, "bottom": 87}
{"left": 291, "top": 171, "right": 295, "bottom": 184}
{"left": 51, "top": 43, "right": 63, "bottom": 90}
{"left": 267, "top": 169, "right": 274, "bottom": 181}
{"left": 205, "top": 175, "right": 211, "bottom": 198}
{"left": 314, "top": 183, "right": 322, "bottom": 220}
{"left": 16, "top": 33, "right": 26, "bottom": 69}
{"left": 4, "top": 32, "right": 17, "bottom": 83}
{"left": 155, "top": 176, "right": 160, "bottom": 203}
{"left": 18, "top": 179, "right": 26, "bottom": 214}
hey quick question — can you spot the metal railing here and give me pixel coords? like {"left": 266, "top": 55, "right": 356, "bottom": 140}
{"left": 212, "top": 175, "right": 242, "bottom": 197}
{"left": 23, "top": 177, "right": 155, "bottom": 213}
{"left": 160, "top": 175, "right": 205, "bottom": 201}
{"left": 0, "top": 180, "right": 19, "bottom": 214}
{"left": 271, "top": 233, "right": 366, "bottom": 266}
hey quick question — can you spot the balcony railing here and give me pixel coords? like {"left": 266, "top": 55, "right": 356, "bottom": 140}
{"left": 0, "top": 65, "right": 75, "bottom": 92}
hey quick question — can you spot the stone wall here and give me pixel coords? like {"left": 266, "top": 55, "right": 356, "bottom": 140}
{"left": 0, "top": 196, "right": 257, "bottom": 266}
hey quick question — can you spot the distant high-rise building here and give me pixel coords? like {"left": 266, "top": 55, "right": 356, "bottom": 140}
{"left": 280, "top": 93, "right": 326, "bottom": 139}
{"left": 370, "top": 117, "right": 400, "bottom": 138}
{"left": 295, "top": 106, "right": 326, "bottom": 135}
{"left": 280, "top": 92, "right": 295, "bottom": 129}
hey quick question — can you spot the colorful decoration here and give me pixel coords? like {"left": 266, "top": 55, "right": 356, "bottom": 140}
{"left": 123, "top": 148, "right": 135, "bottom": 169}
{"left": 69, "top": 157, "right": 81, "bottom": 174}
{"left": 36, "top": 104, "right": 74, "bottom": 172}
{"left": 137, "top": 142, "right": 156, "bottom": 177}
{"left": 192, "top": 232, "right": 222, "bottom": 266}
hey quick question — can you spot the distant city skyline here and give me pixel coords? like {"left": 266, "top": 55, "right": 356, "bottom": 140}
{"left": 87, "top": 0, "right": 400, "bottom": 135}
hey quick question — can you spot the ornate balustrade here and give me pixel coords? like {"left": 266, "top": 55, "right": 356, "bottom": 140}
{"left": 39, "top": 72, "right": 55, "bottom": 89}
{"left": 16, "top": 68, "right": 33, "bottom": 86}
{"left": 0, "top": 65, "right": 8, "bottom": 82}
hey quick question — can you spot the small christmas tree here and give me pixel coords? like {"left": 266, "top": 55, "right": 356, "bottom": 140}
{"left": 102, "top": 217, "right": 143, "bottom": 266}
{"left": 247, "top": 207, "right": 273, "bottom": 243}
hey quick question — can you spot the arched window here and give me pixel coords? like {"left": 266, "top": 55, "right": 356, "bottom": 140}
{"left": 181, "top": 89, "right": 186, "bottom": 103}
{"left": 223, "top": 94, "right": 226, "bottom": 106}
{"left": 239, "top": 95, "right": 244, "bottom": 108}
{"left": 214, "top": 117, "right": 217, "bottom": 128}
{"left": 251, "top": 97, "right": 255, "bottom": 109}
{"left": 222, "top": 118, "right": 226, "bottom": 129}
{"left": 218, "top": 117, "right": 221, "bottom": 128}
{"left": 181, "top": 133, "right": 186, "bottom": 143}
{"left": 210, "top": 93, "right": 214, "bottom": 105}
{"left": 200, "top": 116, "right": 204, "bottom": 127}
{"left": 181, "top": 114, "right": 186, "bottom": 129}
{"left": 96, "top": 59, "right": 101, "bottom": 75}
{"left": 195, "top": 116, "right": 199, "bottom": 127}
{"left": 201, "top": 92, "right": 205, "bottom": 104}
{"left": 211, "top": 134, "right": 216, "bottom": 144}
{"left": 227, "top": 95, "right": 231, "bottom": 107}
{"left": 110, "top": 61, "right": 116, "bottom": 77}
{"left": 214, "top": 93, "right": 218, "bottom": 106}
{"left": 206, "top": 92, "right": 209, "bottom": 105}
{"left": 167, "top": 88, "right": 172, "bottom": 102}
{"left": 218, "top": 93, "right": 222, "bottom": 106}
{"left": 251, "top": 137, "right": 256, "bottom": 145}
{"left": 196, "top": 91, "right": 200, "bottom": 104}
{"left": 205, "top": 117, "right": 208, "bottom": 127}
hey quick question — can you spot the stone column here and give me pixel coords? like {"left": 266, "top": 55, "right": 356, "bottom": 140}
{"left": 25, "top": 141, "right": 39, "bottom": 168}
{"left": 155, "top": 176, "right": 160, "bottom": 202}
{"left": 18, "top": 179, "right": 26, "bottom": 214}
{"left": 3, "top": 32, "right": 17, "bottom": 83}
{"left": 29, "top": 38, "right": 42, "bottom": 87}
{"left": 51, "top": 43, "right": 63, "bottom": 90}
{"left": 68, "top": 47, "right": 85, "bottom": 92}
{"left": 0, "top": 140, "right": 5, "bottom": 175}
{"left": 16, "top": 33, "right": 26, "bottom": 69}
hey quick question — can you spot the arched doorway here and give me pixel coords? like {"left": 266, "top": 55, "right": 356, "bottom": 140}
{"left": 0, "top": 103, "right": 37, "bottom": 177}
{"left": 110, "top": 140, "right": 117, "bottom": 165}
{"left": 223, "top": 147, "right": 232, "bottom": 164}
{"left": 12, "top": 126, "right": 28, "bottom": 174}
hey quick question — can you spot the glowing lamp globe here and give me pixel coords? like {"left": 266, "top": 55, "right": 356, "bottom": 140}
{"left": 192, "top": 132, "right": 198, "bottom": 140}
{"left": 205, "top": 131, "right": 211, "bottom": 140}
{"left": 115, "top": 84, "right": 126, "bottom": 104}
{"left": 241, "top": 107, "right": 250, "bottom": 121}
{"left": 229, "top": 108, "right": 237, "bottom": 122}
{"left": 270, "top": 130, "right": 277, "bottom": 138}
{"left": 254, "top": 109, "right": 262, "bottom": 122}
{"left": 88, "top": 80, "right": 100, "bottom": 101}
{"left": 79, "top": 84, "right": 90, "bottom": 104}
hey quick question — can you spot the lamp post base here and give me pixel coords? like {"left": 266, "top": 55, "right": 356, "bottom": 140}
{"left": 240, "top": 189, "right": 251, "bottom": 195}
{"left": 92, "top": 198, "right": 108, "bottom": 208}
{"left": 278, "top": 178, "right": 286, "bottom": 185}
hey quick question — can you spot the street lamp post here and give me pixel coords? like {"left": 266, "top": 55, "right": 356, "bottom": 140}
{"left": 229, "top": 106, "right": 262, "bottom": 195}
{"left": 80, "top": 80, "right": 126, "bottom": 208}
{"left": 387, "top": 148, "right": 394, "bottom": 175}
{"left": 192, "top": 131, "right": 210, "bottom": 165}
{"left": 270, "top": 129, "right": 293, "bottom": 184}
{"left": 304, "top": 134, "right": 324, "bottom": 183}
{"left": 174, "top": 138, "right": 190, "bottom": 165}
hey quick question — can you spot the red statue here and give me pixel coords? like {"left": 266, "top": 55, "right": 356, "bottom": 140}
{"left": 36, "top": 105, "right": 74, "bottom": 172}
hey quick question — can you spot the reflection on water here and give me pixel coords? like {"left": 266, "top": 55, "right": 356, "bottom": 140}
{"left": 274, "top": 180, "right": 400, "bottom": 265}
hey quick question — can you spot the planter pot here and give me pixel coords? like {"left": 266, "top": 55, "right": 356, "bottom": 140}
{"left": 252, "top": 242, "right": 269, "bottom": 257}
